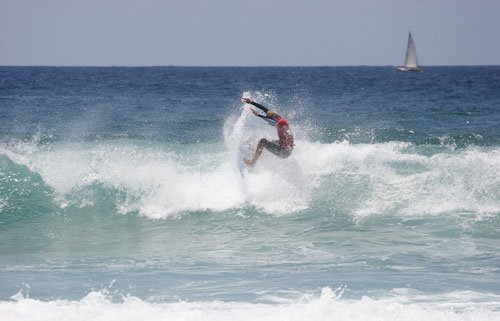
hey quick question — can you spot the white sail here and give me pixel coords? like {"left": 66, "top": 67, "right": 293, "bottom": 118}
{"left": 396, "top": 32, "right": 421, "bottom": 72}
{"left": 404, "top": 32, "right": 419, "bottom": 68}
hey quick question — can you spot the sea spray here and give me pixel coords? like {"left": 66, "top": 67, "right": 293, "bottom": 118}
{"left": 224, "top": 99, "right": 314, "bottom": 214}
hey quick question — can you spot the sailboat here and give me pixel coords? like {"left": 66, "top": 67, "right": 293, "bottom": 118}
{"left": 396, "top": 32, "right": 421, "bottom": 72}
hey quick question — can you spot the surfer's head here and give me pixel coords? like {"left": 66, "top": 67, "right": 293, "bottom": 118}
{"left": 266, "top": 111, "right": 281, "bottom": 121}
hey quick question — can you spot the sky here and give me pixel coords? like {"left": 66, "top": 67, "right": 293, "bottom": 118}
{"left": 1, "top": 0, "right": 499, "bottom": 66}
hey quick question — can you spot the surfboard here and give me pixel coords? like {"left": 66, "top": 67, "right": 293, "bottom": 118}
{"left": 236, "top": 140, "right": 253, "bottom": 176}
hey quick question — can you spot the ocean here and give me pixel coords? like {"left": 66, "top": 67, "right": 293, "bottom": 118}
{"left": 0, "top": 66, "right": 499, "bottom": 320}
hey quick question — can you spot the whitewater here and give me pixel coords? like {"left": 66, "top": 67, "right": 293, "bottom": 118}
{"left": 1, "top": 125, "right": 499, "bottom": 219}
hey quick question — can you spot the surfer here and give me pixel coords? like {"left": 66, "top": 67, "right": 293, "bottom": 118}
{"left": 242, "top": 97, "right": 294, "bottom": 167}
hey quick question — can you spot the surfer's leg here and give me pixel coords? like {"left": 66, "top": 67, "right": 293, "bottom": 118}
{"left": 244, "top": 138, "right": 269, "bottom": 167}
{"left": 264, "top": 140, "right": 292, "bottom": 158}
{"left": 244, "top": 139, "right": 291, "bottom": 167}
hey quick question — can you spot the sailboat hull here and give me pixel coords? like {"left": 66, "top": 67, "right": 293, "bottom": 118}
{"left": 396, "top": 66, "right": 422, "bottom": 72}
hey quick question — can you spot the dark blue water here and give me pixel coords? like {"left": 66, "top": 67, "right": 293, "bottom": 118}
{"left": 2, "top": 66, "right": 498, "bottom": 144}
{"left": 0, "top": 66, "right": 499, "bottom": 321}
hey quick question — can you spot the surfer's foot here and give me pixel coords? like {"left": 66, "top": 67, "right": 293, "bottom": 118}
{"left": 243, "top": 158, "right": 254, "bottom": 168}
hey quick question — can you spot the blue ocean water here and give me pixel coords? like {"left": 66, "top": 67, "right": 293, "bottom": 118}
{"left": 0, "top": 66, "right": 499, "bottom": 320}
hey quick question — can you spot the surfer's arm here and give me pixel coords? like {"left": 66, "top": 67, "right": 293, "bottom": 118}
{"left": 256, "top": 113, "right": 277, "bottom": 126}
{"left": 243, "top": 98, "right": 276, "bottom": 125}
{"left": 249, "top": 101, "right": 270, "bottom": 113}
{"left": 250, "top": 108, "right": 275, "bottom": 124}
{"left": 242, "top": 98, "right": 270, "bottom": 113}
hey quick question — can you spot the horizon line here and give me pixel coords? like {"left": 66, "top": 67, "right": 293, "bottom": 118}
{"left": 1, "top": 64, "right": 499, "bottom": 68}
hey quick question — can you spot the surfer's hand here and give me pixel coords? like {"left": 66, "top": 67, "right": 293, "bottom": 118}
{"left": 242, "top": 97, "right": 252, "bottom": 104}
{"left": 251, "top": 108, "right": 259, "bottom": 116}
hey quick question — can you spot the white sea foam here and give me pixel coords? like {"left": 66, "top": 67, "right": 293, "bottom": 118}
{"left": 1, "top": 115, "right": 499, "bottom": 219}
{"left": 1, "top": 288, "right": 499, "bottom": 321}
{"left": 294, "top": 140, "right": 500, "bottom": 219}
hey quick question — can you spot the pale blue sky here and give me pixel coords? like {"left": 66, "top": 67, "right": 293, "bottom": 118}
{"left": 1, "top": 0, "right": 499, "bottom": 66}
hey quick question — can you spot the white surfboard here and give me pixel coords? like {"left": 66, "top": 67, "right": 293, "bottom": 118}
{"left": 236, "top": 140, "right": 253, "bottom": 176}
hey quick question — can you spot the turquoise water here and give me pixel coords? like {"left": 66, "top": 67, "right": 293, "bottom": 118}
{"left": 0, "top": 67, "right": 499, "bottom": 320}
